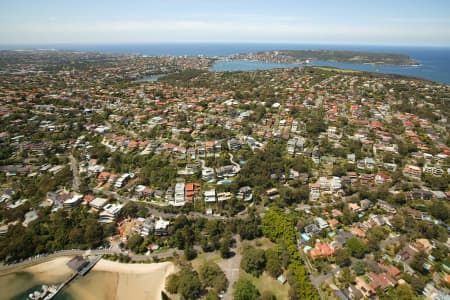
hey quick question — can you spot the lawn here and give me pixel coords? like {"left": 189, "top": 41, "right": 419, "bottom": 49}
{"left": 241, "top": 237, "right": 275, "bottom": 250}
{"left": 191, "top": 252, "right": 222, "bottom": 270}
{"left": 239, "top": 270, "right": 290, "bottom": 300}
{"left": 313, "top": 66, "right": 362, "bottom": 74}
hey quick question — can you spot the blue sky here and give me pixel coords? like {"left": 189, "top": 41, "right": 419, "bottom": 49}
{"left": 1, "top": 0, "right": 449, "bottom": 45}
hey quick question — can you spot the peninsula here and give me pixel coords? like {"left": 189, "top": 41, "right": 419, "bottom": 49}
{"left": 229, "top": 49, "right": 419, "bottom": 66}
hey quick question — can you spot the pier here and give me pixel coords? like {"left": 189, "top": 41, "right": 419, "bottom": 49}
{"left": 30, "top": 255, "right": 103, "bottom": 300}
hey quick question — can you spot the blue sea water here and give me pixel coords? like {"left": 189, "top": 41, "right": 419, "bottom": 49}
{"left": 1, "top": 43, "right": 449, "bottom": 84}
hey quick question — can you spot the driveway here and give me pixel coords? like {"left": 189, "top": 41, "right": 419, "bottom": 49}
{"left": 217, "top": 235, "right": 242, "bottom": 300}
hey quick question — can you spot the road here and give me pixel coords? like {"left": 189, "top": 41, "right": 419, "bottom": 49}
{"left": 228, "top": 153, "right": 241, "bottom": 173}
{"left": 380, "top": 234, "right": 402, "bottom": 249}
{"left": 298, "top": 243, "right": 333, "bottom": 300}
{"left": 217, "top": 235, "right": 242, "bottom": 300}
{"left": 310, "top": 265, "right": 342, "bottom": 288}
{"left": 93, "top": 186, "right": 250, "bottom": 221}
{"left": 69, "top": 154, "right": 80, "bottom": 192}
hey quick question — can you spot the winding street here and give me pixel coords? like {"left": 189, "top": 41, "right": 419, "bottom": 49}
{"left": 217, "top": 235, "right": 242, "bottom": 300}
{"left": 228, "top": 152, "right": 241, "bottom": 173}
{"left": 69, "top": 154, "right": 80, "bottom": 193}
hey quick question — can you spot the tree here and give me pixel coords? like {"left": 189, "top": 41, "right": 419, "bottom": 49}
{"left": 402, "top": 273, "right": 426, "bottom": 293}
{"left": 410, "top": 251, "right": 428, "bottom": 275}
{"left": 184, "top": 246, "right": 197, "bottom": 260}
{"left": 241, "top": 246, "right": 266, "bottom": 277}
{"left": 199, "top": 262, "right": 228, "bottom": 292}
{"left": 335, "top": 248, "right": 351, "bottom": 267}
{"left": 429, "top": 201, "right": 449, "bottom": 222}
{"left": 126, "top": 234, "right": 144, "bottom": 253}
{"left": 352, "top": 261, "right": 366, "bottom": 275}
{"left": 165, "top": 273, "right": 180, "bottom": 294}
{"left": 261, "top": 207, "right": 318, "bottom": 299}
{"left": 431, "top": 244, "right": 448, "bottom": 261}
{"left": 366, "top": 226, "right": 388, "bottom": 251}
{"left": 390, "top": 215, "right": 405, "bottom": 232}
{"left": 346, "top": 238, "right": 369, "bottom": 258}
{"left": 177, "top": 266, "right": 202, "bottom": 299}
{"left": 220, "top": 237, "right": 231, "bottom": 259}
{"left": 265, "top": 249, "right": 282, "bottom": 278}
{"left": 339, "top": 267, "right": 354, "bottom": 288}
{"left": 205, "top": 290, "right": 220, "bottom": 300}
{"left": 261, "top": 290, "right": 276, "bottom": 300}
{"left": 233, "top": 279, "right": 259, "bottom": 300}
{"left": 387, "top": 284, "right": 417, "bottom": 300}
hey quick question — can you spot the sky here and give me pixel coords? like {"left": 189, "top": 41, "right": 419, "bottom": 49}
{"left": 1, "top": 0, "right": 450, "bottom": 46}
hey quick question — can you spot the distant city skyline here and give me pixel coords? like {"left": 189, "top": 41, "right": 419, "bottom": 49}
{"left": 1, "top": 0, "right": 450, "bottom": 46}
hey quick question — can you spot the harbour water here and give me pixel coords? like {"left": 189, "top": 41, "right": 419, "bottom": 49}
{"left": 210, "top": 59, "right": 300, "bottom": 72}
{"left": 2, "top": 43, "right": 449, "bottom": 84}
{"left": 0, "top": 258, "right": 174, "bottom": 300}
{"left": 0, "top": 269, "right": 117, "bottom": 300}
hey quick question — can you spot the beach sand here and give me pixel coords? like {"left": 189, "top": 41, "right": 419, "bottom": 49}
{"left": 25, "top": 256, "right": 73, "bottom": 281}
{"left": 0, "top": 256, "right": 73, "bottom": 299}
{"left": 65, "top": 259, "right": 176, "bottom": 300}
{"left": 0, "top": 257, "right": 175, "bottom": 300}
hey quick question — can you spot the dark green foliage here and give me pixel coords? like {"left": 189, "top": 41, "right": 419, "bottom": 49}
{"left": 161, "top": 291, "right": 171, "bottom": 300}
{"left": 402, "top": 273, "right": 426, "bottom": 293}
{"left": 166, "top": 264, "right": 203, "bottom": 299}
{"left": 220, "top": 237, "right": 231, "bottom": 259}
{"left": 236, "top": 142, "right": 286, "bottom": 189}
{"left": 262, "top": 207, "right": 319, "bottom": 299}
{"left": 366, "top": 226, "right": 389, "bottom": 251}
{"left": 140, "top": 154, "right": 177, "bottom": 190}
{"left": 233, "top": 279, "right": 259, "bottom": 300}
{"left": 199, "top": 262, "right": 228, "bottom": 292}
{"left": 165, "top": 273, "right": 180, "bottom": 294}
{"left": 241, "top": 246, "right": 266, "bottom": 277}
{"left": 0, "top": 206, "right": 106, "bottom": 262}
{"left": 126, "top": 234, "right": 144, "bottom": 253}
{"left": 184, "top": 246, "right": 197, "bottom": 260}
{"left": 159, "top": 69, "right": 205, "bottom": 83}
{"left": 281, "top": 50, "right": 415, "bottom": 65}
{"left": 265, "top": 249, "right": 282, "bottom": 278}
{"left": 334, "top": 248, "right": 351, "bottom": 267}
{"left": 410, "top": 251, "right": 429, "bottom": 275}
{"left": 352, "top": 261, "right": 366, "bottom": 275}
{"left": 205, "top": 290, "right": 220, "bottom": 300}
{"left": 346, "top": 238, "right": 369, "bottom": 258}
{"left": 236, "top": 213, "right": 262, "bottom": 240}
{"left": 428, "top": 201, "right": 449, "bottom": 222}
{"left": 385, "top": 284, "right": 418, "bottom": 300}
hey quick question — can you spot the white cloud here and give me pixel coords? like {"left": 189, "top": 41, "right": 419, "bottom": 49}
{"left": 1, "top": 18, "right": 449, "bottom": 45}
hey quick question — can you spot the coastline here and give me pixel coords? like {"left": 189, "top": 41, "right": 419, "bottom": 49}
{"left": 25, "top": 256, "right": 73, "bottom": 281}
{"left": 0, "top": 257, "right": 176, "bottom": 300}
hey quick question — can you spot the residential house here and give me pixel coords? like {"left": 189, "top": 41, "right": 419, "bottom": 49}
{"left": 309, "top": 241, "right": 335, "bottom": 260}
{"left": 403, "top": 165, "right": 422, "bottom": 179}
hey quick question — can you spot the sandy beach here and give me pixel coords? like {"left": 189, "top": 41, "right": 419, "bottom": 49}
{"left": 0, "top": 256, "right": 74, "bottom": 299}
{"left": 25, "top": 256, "right": 73, "bottom": 281}
{"left": 65, "top": 259, "right": 176, "bottom": 300}
{"left": 0, "top": 257, "right": 176, "bottom": 300}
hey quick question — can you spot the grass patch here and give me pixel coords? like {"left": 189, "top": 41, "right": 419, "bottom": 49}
{"left": 241, "top": 237, "right": 275, "bottom": 250}
{"left": 191, "top": 252, "right": 221, "bottom": 270}
{"left": 239, "top": 270, "right": 290, "bottom": 300}
{"left": 313, "top": 66, "right": 361, "bottom": 74}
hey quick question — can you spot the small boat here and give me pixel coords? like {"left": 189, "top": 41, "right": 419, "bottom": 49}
{"left": 28, "top": 284, "right": 59, "bottom": 300}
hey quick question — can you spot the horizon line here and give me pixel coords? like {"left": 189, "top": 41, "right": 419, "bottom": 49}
{"left": 1, "top": 41, "right": 450, "bottom": 48}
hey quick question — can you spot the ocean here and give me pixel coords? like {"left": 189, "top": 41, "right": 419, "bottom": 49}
{"left": 1, "top": 43, "right": 450, "bottom": 84}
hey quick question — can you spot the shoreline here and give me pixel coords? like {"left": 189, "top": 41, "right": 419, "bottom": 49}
{"left": 1, "top": 257, "right": 176, "bottom": 300}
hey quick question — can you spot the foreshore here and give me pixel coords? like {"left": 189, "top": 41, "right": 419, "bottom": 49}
{"left": 0, "top": 257, "right": 176, "bottom": 300}
{"left": 91, "top": 260, "right": 176, "bottom": 300}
